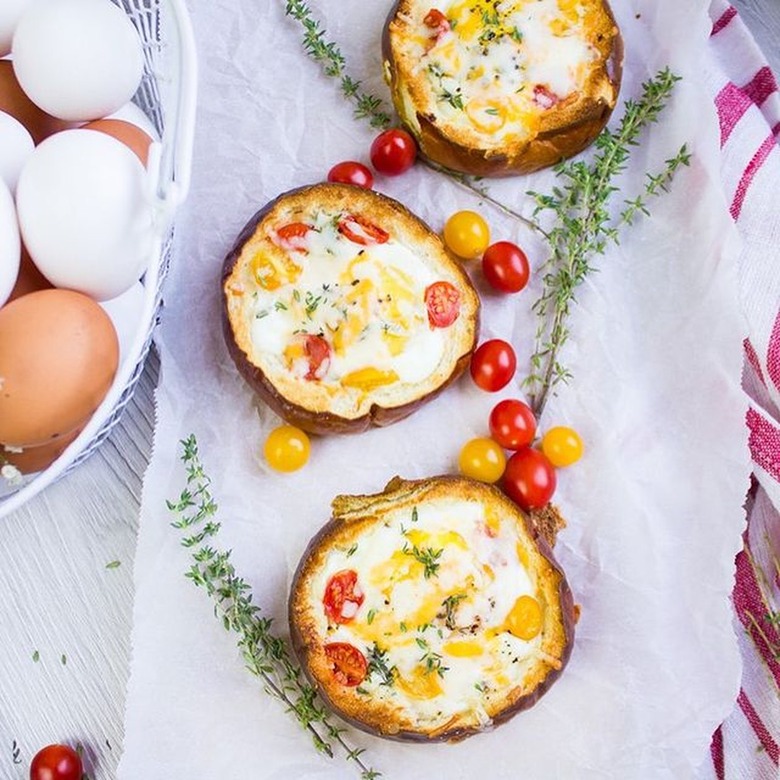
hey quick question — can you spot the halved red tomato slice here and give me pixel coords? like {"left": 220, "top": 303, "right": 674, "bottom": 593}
{"left": 285, "top": 334, "right": 332, "bottom": 380}
{"left": 533, "top": 85, "right": 559, "bottom": 110}
{"left": 337, "top": 214, "right": 390, "bottom": 246}
{"left": 324, "top": 642, "right": 368, "bottom": 687}
{"left": 275, "top": 222, "right": 312, "bottom": 252}
{"left": 425, "top": 281, "right": 461, "bottom": 328}
{"left": 323, "top": 569, "right": 364, "bottom": 624}
{"left": 424, "top": 9, "right": 450, "bottom": 32}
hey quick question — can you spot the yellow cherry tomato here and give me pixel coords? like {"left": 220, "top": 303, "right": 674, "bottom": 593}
{"left": 264, "top": 425, "right": 311, "bottom": 472}
{"left": 443, "top": 210, "right": 490, "bottom": 259}
{"left": 505, "top": 595, "right": 543, "bottom": 640}
{"left": 458, "top": 437, "right": 506, "bottom": 483}
{"left": 541, "top": 426, "right": 584, "bottom": 468}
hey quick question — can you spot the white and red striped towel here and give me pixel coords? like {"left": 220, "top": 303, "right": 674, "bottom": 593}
{"left": 704, "top": 3, "right": 780, "bottom": 778}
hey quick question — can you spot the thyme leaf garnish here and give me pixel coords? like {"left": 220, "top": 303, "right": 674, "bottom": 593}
{"left": 402, "top": 544, "right": 443, "bottom": 578}
{"left": 169, "top": 435, "right": 381, "bottom": 780}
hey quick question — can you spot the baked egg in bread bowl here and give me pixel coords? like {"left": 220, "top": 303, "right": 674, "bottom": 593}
{"left": 289, "top": 476, "right": 575, "bottom": 741}
{"left": 222, "top": 183, "right": 479, "bottom": 434}
{"left": 383, "top": 0, "right": 623, "bottom": 176}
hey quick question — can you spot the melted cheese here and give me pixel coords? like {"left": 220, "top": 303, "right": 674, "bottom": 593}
{"left": 309, "top": 497, "right": 546, "bottom": 729}
{"left": 410, "top": 0, "right": 597, "bottom": 144}
{"left": 247, "top": 210, "right": 447, "bottom": 388}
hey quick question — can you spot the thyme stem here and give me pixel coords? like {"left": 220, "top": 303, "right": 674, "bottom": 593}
{"left": 169, "top": 435, "right": 381, "bottom": 780}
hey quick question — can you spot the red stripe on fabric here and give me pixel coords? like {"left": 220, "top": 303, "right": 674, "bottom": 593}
{"left": 746, "top": 408, "right": 780, "bottom": 481}
{"left": 743, "top": 66, "right": 779, "bottom": 107}
{"left": 744, "top": 338, "right": 767, "bottom": 385}
{"left": 711, "top": 6, "right": 737, "bottom": 35}
{"left": 738, "top": 689, "right": 780, "bottom": 764}
{"left": 768, "top": 309, "right": 780, "bottom": 392}
{"left": 773, "top": 121, "right": 780, "bottom": 137}
{"left": 716, "top": 83, "right": 754, "bottom": 146}
{"left": 710, "top": 725, "right": 725, "bottom": 780}
{"left": 733, "top": 544, "right": 780, "bottom": 686}
{"left": 730, "top": 134, "right": 776, "bottom": 220}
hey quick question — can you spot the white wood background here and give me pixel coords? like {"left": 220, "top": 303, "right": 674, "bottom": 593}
{"left": 0, "top": 3, "right": 777, "bottom": 777}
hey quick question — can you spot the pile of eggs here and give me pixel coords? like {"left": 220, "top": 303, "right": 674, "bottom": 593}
{"left": 0, "top": 0, "right": 155, "bottom": 478}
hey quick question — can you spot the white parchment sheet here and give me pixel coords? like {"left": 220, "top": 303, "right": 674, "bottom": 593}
{"left": 119, "top": 1, "right": 750, "bottom": 777}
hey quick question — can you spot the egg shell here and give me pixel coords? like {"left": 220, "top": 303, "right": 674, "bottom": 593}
{"left": 0, "top": 179, "right": 20, "bottom": 307}
{"left": 0, "top": 60, "right": 69, "bottom": 144}
{"left": 0, "top": 289, "right": 119, "bottom": 448}
{"left": 16, "top": 129, "right": 154, "bottom": 301}
{"left": 7, "top": 246, "right": 52, "bottom": 303}
{"left": 99, "top": 280, "right": 145, "bottom": 366}
{"left": 11, "top": 0, "right": 144, "bottom": 122}
{"left": 2, "top": 426, "right": 82, "bottom": 475}
{"left": 83, "top": 118, "right": 152, "bottom": 166}
{"left": 0, "top": 109, "right": 33, "bottom": 192}
{"left": 0, "top": 0, "right": 37, "bottom": 57}
{"left": 107, "top": 102, "right": 159, "bottom": 141}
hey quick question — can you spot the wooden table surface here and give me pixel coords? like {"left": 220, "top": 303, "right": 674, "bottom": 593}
{"left": 1, "top": 3, "right": 778, "bottom": 777}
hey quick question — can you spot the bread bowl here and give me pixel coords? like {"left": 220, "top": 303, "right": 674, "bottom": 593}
{"left": 222, "top": 183, "right": 480, "bottom": 434}
{"left": 382, "top": 0, "right": 623, "bottom": 176}
{"left": 289, "top": 475, "right": 575, "bottom": 741}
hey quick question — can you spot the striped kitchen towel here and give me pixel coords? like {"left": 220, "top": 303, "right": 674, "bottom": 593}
{"left": 704, "top": 3, "right": 780, "bottom": 778}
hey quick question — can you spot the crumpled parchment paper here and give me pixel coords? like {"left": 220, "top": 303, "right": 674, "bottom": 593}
{"left": 118, "top": 0, "right": 750, "bottom": 777}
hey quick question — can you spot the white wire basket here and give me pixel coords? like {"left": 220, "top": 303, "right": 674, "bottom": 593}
{"left": 0, "top": 0, "right": 197, "bottom": 518}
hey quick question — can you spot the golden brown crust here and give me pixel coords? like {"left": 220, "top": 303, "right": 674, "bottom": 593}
{"left": 383, "top": 0, "right": 624, "bottom": 176}
{"left": 221, "top": 183, "right": 480, "bottom": 434}
{"left": 289, "top": 476, "right": 576, "bottom": 742}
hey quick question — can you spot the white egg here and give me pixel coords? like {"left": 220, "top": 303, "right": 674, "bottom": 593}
{"left": 0, "top": 0, "right": 37, "bottom": 57}
{"left": 11, "top": 0, "right": 144, "bottom": 122}
{"left": 0, "top": 110, "right": 33, "bottom": 193}
{"left": 99, "top": 280, "right": 145, "bottom": 365}
{"left": 107, "top": 102, "right": 160, "bottom": 142}
{"left": 16, "top": 129, "right": 154, "bottom": 301}
{"left": 0, "top": 180, "right": 21, "bottom": 307}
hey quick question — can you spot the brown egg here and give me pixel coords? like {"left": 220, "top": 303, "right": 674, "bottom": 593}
{"left": 0, "top": 61, "right": 70, "bottom": 144}
{"left": 83, "top": 118, "right": 152, "bottom": 166}
{"left": 7, "top": 246, "right": 52, "bottom": 302}
{"left": 2, "top": 426, "right": 82, "bottom": 474}
{"left": 0, "top": 289, "right": 119, "bottom": 447}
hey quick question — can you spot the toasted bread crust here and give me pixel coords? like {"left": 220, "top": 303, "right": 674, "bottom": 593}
{"left": 289, "top": 476, "right": 576, "bottom": 742}
{"left": 383, "top": 0, "right": 623, "bottom": 176}
{"left": 221, "top": 184, "right": 480, "bottom": 434}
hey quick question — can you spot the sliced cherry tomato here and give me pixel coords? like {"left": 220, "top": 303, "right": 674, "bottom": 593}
{"left": 275, "top": 222, "right": 312, "bottom": 253}
{"left": 323, "top": 569, "right": 365, "bottom": 624}
{"left": 337, "top": 214, "right": 390, "bottom": 245}
{"left": 541, "top": 426, "right": 584, "bottom": 467}
{"left": 459, "top": 437, "right": 506, "bottom": 484}
{"left": 288, "top": 334, "right": 331, "bottom": 381}
{"left": 503, "top": 448, "right": 557, "bottom": 511}
{"left": 370, "top": 128, "right": 417, "bottom": 176}
{"left": 489, "top": 399, "right": 537, "bottom": 450}
{"left": 30, "top": 744, "right": 83, "bottom": 780}
{"left": 444, "top": 210, "right": 491, "bottom": 259}
{"left": 482, "top": 241, "right": 530, "bottom": 293}
{"left": 533, "top": 84, "right": 559, "bottom": 109}
{"left": 425, "top": 281, "right": 461, "bottom": 328}
{"left": 327, "top": 161, "right": 374, "bottom": 190}
{"left": 424, "top": 9, "right": 450, "bottom": 29}
{"left": 264, "top": 425, "right": 310, "bottom": 472}
{"left": 470, "top": 339, "right": 517, "bottom": 392}
{"left": 324, "top": 642, "right": 368, "bottom": 687}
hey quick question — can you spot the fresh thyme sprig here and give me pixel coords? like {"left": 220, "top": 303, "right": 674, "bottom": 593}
{"left": 168, "top": 436, "right": 381, "bottom": 780}
{"left": 525, "top": 68, "right": 690, "bottom": 416}
{"left": 366, "top": 643, "right": 396, "bottom": 686}
{"left": 402, "top": 543, "right": 443, "bottom": 578}
{"left": 283, "top": 0, "right": 391, "bottom": 129}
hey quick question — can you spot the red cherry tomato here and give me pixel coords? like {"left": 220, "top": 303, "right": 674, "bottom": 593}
{"left": 425, "top": 281, "right": 461, "bottom": 328}
{"left": 503, "top": 448, "right": 557, "bottom": 511}
{"left": 470, "top": 339, "right": 517, "bottom": 392}
{"left": 489, "top": 399, "right": 537, "bottom": 450}
{"left": 30, "top": 744, "right": 83, "bottom": 780}
{"left": 324, "top": 642, "right": 368, "bottom": 686}
{"left": 424, "top": 9, "right": 449, "bottom": 29}
{"left": 337, "top": 214, "right": 390, "bottom": 245}
{"left": 276, "top": 222, "right": 311, "bottom": 253}
{"left": 292, "top": 334, "right": 331, "bottom": 381}
{"left": 370, "top": 128, "right": 417, "bottom": 176}
{"left": 533, "top": 84, "right": 559, "bottom": 109}
{"left": 482, "top": 241, "right": 530, "bottom": 293}
{"left": 327, "top": 161, "right": 374, "bottom": 190}
{"left": 323, "top": 569, "right": 364, "bottom": 624}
